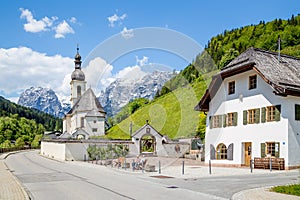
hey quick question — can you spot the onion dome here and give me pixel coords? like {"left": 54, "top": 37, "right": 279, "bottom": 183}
{"left": 71, "top": 47, "right": 85, "bottom": 81}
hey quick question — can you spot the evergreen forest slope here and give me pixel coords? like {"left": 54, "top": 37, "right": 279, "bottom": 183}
{"left": 0, "top": 96, "right": 62, "bottom": 147}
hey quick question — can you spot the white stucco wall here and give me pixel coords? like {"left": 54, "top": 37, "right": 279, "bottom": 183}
{"left": 285, "top": 96, "right": 300, "bottom": 167}
{"left": 65, "top": 143, "right": 90, "bottom": 161}
{"left": 205, "top": 70, "right": 300, "bottom": 167}
{"left": 41, "top": 141, "right": 66, "bottom": 161}
{"left": 86, "top": 116, "right": 105, "bottom": 136}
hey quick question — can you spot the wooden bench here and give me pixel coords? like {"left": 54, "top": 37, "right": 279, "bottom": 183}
{"left": 254, "top": 157, "right": 285, "bottom": 170}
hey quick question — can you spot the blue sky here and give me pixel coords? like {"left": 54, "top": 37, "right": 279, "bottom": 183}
{"left": 0, "top": 0, "right": 299, "bottom": 102}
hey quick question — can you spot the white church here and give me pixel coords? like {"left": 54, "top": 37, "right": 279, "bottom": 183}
{"left": 62, "top": 48, "right": 106, "bottom": 139}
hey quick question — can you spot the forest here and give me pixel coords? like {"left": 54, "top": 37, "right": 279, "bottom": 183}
{"left": 0, "top": 96, "right": 62, "bottom": 148}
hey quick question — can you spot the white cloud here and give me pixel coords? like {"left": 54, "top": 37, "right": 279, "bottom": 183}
{"left": 0, "top": 47, "right": 73, "bottom": 99}
{"left": 136, "top": 56, "right": 149, "bottom": 66}
{"left": 54, "top": 20, "right": 75, "bottom": 39}
{"left": 121, "top": 27, "right": 134, "bottom": 39}
{"left": 19, "top": 8, "right": 75, "bottom": 39}
{"left": 20, "top": 8, "right": 57, "bottom": 33}
{"left": 116, "top": 65, "right": 147, "bottom": 81}
{"left": 83, "top": 57, "right": 114, "bottom": 95}
{"left": 107, "top": 13, "right": 127, "bottom": 27}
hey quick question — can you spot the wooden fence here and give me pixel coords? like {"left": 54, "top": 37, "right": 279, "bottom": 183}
{"left": 0, "top": 146, "right": 40, "bottom": 154}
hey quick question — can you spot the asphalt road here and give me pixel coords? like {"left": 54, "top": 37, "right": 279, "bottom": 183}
{"left": 4, "top": 151, "right": 299, "bottom": 200}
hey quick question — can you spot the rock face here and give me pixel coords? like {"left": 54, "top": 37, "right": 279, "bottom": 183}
{"left": 18, "top": 87, "right": 70, "bottom": 118}
{"left": 99, "top": 71, "right": 174, "bottom": 116}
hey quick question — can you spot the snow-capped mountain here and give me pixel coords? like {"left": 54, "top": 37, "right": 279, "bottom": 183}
{"left": 18, "top": 87, "right": 70, "bottom": 118}
{"left": 99, "top": 71, "right": 174, "bottom": 116}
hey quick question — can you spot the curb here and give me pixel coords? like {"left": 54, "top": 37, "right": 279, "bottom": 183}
{"left": 3, "top": 162, "right": 31, "bottom": 200}
{"left": 1, "top": 150, "right": 37, "bottom": 200}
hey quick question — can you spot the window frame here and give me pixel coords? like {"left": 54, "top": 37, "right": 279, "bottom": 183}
{"left": 216, "top": 143, "right": 227, "bottom": 160}
{"left": 266, "top": 106, "right": 276, "bottom": 122}
{"left": 226, "top": 112, "right": 237, "bottom": 127}
{"left": 266, "top": 142, "right": 276, "bottom": 157}
{"left": 228, "top": 81, "right": 235, "bottom": 95}
{"left": 248, "top": 109, "right": 256, "bottom": 124}
{"left": 80, "top": 117, "right": 84, "bottom": 127}
{"left": 212, "top": 115, "right": 221, "bottom": 128}
{"left": 249, "top": 75, "right": 257, "bottom": 90}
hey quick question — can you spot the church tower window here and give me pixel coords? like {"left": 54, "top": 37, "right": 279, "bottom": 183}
{"left": 77, "top": 85, "right": 81, "bottom": 98}
{"left": 80, "top": 117, "right": 84, "bottom": 127}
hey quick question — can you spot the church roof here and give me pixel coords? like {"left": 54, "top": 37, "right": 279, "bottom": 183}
{"left": 86, "top": 109, "right": 104, "bottom": 117}
{"left": 67, "top": 88, "right": 106, "bottom": 115}
{"left": 195, "top": 47, "right": 300, "bottom": 112}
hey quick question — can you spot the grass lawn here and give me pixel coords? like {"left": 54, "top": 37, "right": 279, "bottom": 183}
{"left": 271, "top": 184, "right": 300, "bottom": 196}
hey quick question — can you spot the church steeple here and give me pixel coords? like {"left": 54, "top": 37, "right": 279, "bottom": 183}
{"left": 70, "top": 45, "right": 86, "bottom": 106}
{"left": 74, "top": 45, "right": 82, "bottom": 69}
{"left": 71, "top": 46, "right": 85, "bottom": 81}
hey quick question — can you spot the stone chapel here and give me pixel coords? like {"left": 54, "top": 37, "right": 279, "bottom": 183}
{"left": 62, "top": 48, "right": 106, "bottom": 139}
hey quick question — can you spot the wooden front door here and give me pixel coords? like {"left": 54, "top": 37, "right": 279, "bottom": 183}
{"left": 244, "top": 142, "right": 252, "bottom": 166}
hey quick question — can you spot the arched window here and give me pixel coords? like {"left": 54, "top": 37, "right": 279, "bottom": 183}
{"left": 216, "top": 143, "right": 227, "bottom": 160}
{"left": 77, "top": 85, "right": 81, "bottom": 98}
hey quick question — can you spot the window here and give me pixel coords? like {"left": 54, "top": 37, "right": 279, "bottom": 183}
{"left": 266, "top": 106, "right": 276, "bottom": 122}
{"left": 92, "top": 128, "right": 97, "bottom": 132}
{"left": 249, "top": 75, "right": 257, "bottom": 90}
{"left": 216, "top": 143, "right": 227, "bottom": 160}
{"left": 261, "top": 105, "right": 281, "bottom": 123}
{"left": 77, "top": 85, "right": 81, "bottom": 98}
{"left": 295, "top": 104, "right": 300, "bottom": 121}
{"left": 228, "top": 81, "right": 235, "bottom": 95}
{"left": 80, "top": 117, "right": 84, "bottom": 127}
{"left": 261, "top": 142, "right": 280, "bottom": 158}
{"left": 224, "top": 112, "right": 238, "bottom": 127}
{"left": 210, "top": 143, "right": 233, "bottom": 160}
{"left": 248, "top": 109, "right": 255, "bottom": 124}
{"left": 249, "top": 109, "right": 260, "bottom": 124}
{"left": 266, "top": 142, "right": 276, "bottom": 157}
{"left": 212, "top": 115, "right": 222, "bottom": 128}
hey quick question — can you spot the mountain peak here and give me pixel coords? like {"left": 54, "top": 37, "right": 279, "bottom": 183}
{"left": 18, "top": 87, "right": 70, "bottom": 118}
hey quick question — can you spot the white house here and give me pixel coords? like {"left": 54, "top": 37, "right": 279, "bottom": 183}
{"left": 195, "top": 47, "right": 300, "bottom": 169}
{"left": 62, "top": 48, "right": 106, "bottom": 139}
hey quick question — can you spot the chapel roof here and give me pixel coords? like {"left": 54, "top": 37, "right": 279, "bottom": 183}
{"left": 67, "top": 88, "right": 106, "bottom": 115}
{"left": 195, "top": 47, "right": 300, "bottom": 112}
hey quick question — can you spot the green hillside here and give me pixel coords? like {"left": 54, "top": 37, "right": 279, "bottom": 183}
{"left": 0, "top": 96, "right": 62, "bottom": 147}
{"left": 106, "top": 14, "right": 300, "bottom": 140}
{"left": 106, "top": 76, "right": 209, "bottom": 139}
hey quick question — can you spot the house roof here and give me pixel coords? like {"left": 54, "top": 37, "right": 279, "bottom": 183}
{"left": 67, "top": 88, "right": 106, "bottom": 115}
{"left": 195, "top": 47, "right": 300, "bottom": 112}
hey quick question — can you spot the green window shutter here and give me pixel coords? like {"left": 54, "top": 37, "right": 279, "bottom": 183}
{"left": 275, "top": 105, "right": 281, "bottom": 121}
{"left": 275, "top": 142, "right": 280, "bottom": 158}
{"left": 218, "top": 115, "right": 222, "bottom": 128}
{"left": 261, "top": 107, "right": 266, "bottom": 123}
{"left": 233, "top": 112, "right": 238, "bottom": 126}
{"left": 295, "top": 104, "right": 300, "bottom": 121}
{"left": 255, "top": 108, "right": 260, "bottom": 124}
{"left": 261, "top": 143, "right": 266, "bottom": 158}
{"left": 243, "top": 110, "right": 248, "bottom": 125}
{"left": 209, "top": 116, "right": 212, "bottom": 129}
{"left": 223, "top": 114, "right": 227, "bottom": 127}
